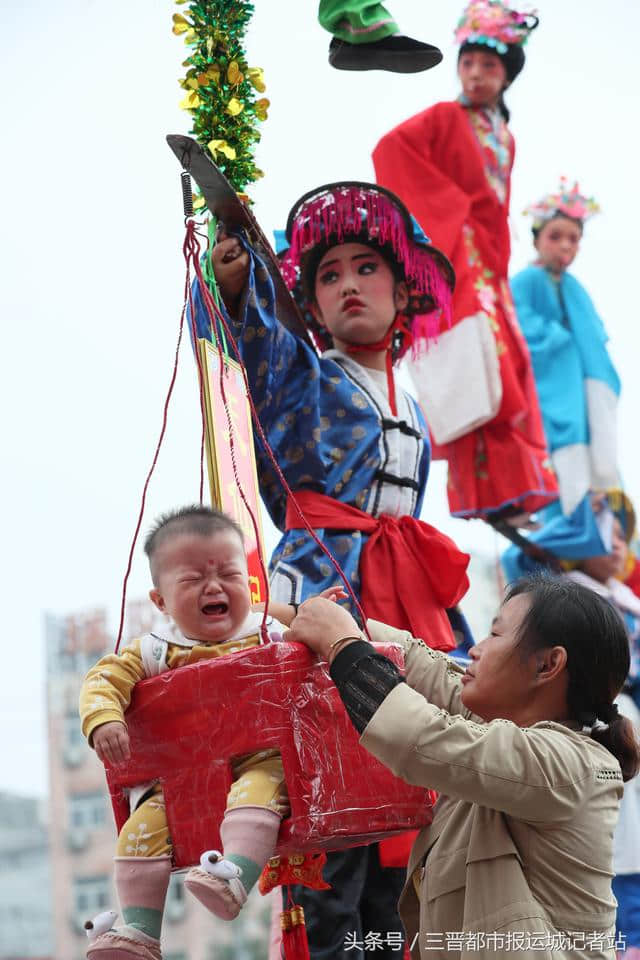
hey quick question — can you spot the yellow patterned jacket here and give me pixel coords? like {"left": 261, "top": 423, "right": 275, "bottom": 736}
{"left": 79, "top": 612, "right": 281, "bottom": 745}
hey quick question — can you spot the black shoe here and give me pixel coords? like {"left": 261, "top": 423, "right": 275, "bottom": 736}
{"left": 328, "top": 34, "right": 443, "bottom": 73}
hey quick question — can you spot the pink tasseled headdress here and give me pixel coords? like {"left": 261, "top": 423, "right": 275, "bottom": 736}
{"left": 277, "top": 182, "right": 454, "bottom": 357}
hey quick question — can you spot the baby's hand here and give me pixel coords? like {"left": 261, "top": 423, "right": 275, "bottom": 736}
{"left": 316, "top": 586, "right": 349, "bottom": 604}
{"left": 93, "top": 721, "right": 131, "bottom": 766}
{"left": 211, "top": 230, "right": 249, "bottom": 307}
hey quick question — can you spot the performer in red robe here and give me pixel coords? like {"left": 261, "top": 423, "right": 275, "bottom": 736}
{"left": 373, "top": 0, "right": 558, "bottom": 521}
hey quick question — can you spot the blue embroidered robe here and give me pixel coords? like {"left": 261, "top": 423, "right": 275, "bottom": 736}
{"left": 190, "top": 245, "right": 431, "bottom": 620}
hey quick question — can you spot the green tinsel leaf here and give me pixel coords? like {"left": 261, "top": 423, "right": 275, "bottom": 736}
{"left": 174, "top": 0, "right": 266, "bottom": 194}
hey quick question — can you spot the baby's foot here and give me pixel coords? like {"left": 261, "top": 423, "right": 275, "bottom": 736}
{"left": 86, "top": 924, "right": 161, "bottom": 960}
{"left": 185, "top": 850, "right": 248, "bottom": 920}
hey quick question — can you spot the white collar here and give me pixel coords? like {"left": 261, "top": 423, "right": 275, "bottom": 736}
{"left": 323, "top": 349, "right": 398, "bottom": 408}
{"left": 155, "top": 611, "right": 283, "bottom": 648}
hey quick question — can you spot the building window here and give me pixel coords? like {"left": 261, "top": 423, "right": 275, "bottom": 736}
{"left": 168, "top": 876, "right": 184, "bottom": 903}
{"left": 72, "top": 875, "right": 110, "bottom": 917}
{"left": 69, "top": 792, "right": 108, "bottom": 830}
{"left": 165, "top": 874, "right": 186, "bottom": 922}
{"left": 63, "top": 713, "right": 87, "bottom": 767}
{"left": 65, "top": 713, "right": 85, "bottom": 749}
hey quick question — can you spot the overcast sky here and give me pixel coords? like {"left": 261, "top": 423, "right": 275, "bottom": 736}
{"left": 2, "top": 0, "right": 639, "bottom": 797}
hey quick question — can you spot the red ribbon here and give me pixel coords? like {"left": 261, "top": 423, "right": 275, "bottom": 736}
{"left": 344, "top": 313, "right": 410, "bottom": 417}
{"left": 286, "top": 491, "right": 470, "bottom": 652}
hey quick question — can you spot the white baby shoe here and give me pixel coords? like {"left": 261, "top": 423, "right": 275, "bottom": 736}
{"left": 185, "top": 850, "right": 247, "bottom": 920}
{"left": 84, "top": 911, "right": 118, "bottom": 941}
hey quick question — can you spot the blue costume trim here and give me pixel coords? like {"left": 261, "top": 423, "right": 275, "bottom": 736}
{"left": 501, "top": 495, "right": 607, "bottom": 583}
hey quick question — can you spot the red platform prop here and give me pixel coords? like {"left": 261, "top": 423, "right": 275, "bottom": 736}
{"left": 105, "top": 640, "right": 435, "bottom": 869}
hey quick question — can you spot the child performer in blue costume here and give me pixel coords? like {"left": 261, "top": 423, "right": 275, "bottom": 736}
{"left": 511, "top": 180, "right": 621, "bottom": 518}
{"left": 192, "top": 182, "right": 470, "bottom": 652}
{"left": 191, "top": 181, "right": 470, "bottom": 958}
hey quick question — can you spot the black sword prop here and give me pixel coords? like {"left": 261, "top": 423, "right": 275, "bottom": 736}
{"left": 167, "top": 133, "right": 311, "bottom": 347}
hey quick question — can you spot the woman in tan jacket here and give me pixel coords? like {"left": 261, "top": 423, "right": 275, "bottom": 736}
{"left": 286, "top": 575, "right": 640, "bottom": 960}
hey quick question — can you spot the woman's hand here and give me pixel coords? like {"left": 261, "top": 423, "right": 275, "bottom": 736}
{"left": 211, "top": 230, "right": 249, "bottom": 308}
{"left": 284, "top": 597, "right": 362, "bottom": 660}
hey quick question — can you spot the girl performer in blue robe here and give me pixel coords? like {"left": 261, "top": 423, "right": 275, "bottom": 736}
{"left": 511, "top": 179, "right": 621, "bottom": 518}
{"left": 190, "top": 181, "right": 470, "bottom": 958}
{"left": 191, "top": 182, "right": 470, "bottom": 653}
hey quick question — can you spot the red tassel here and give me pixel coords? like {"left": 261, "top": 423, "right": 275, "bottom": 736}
{"left": 281, "top": 904, "right": 311, "bottom": 960}
{"left": 344, "top": 318, "right": 401, "bottom": 416}
{"left": 385, "top": 346, "right": 397, "bottom": 417}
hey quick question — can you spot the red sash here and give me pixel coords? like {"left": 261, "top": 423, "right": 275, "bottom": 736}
{"left": 285, "top": 491, "right": 470, "bottom": 652}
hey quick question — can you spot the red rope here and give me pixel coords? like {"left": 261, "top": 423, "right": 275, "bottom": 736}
{"left": 184, "top": 226, "right": 207, "bottom": 503}
{"left": 215, "top": 336, "right": 271, "bottom": 642}
{"left": 189, "top": 234, "right": 371, "bottom": 640}
{"left": 116, "top": 221, "right": 371, "bottom": 654}
{"left": 185, "top": 226, "right": 271, "bottom": 641}
{"left": 114, "top": 230, "right": 193, "bottom": 652}
{"left": 345, "top": 316, "right": 409, "bottom": 418}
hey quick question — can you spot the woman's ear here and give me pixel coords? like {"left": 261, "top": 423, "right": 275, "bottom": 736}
{"left": 394, "top": 281, "right": 409, "bottom": 313}
{"left": 535, "top": 645, "right": 567, "bottom": 683}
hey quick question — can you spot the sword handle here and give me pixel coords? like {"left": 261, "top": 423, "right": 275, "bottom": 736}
{"left": 181, "top": 171, "right": 194, "bottom": 219}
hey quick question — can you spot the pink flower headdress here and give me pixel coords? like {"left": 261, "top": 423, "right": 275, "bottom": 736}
{"left": 524, "top": 177, "right": 600, "bottom": 230}
{"left": 455, "top": 0, "right": 538, "bottom": 55}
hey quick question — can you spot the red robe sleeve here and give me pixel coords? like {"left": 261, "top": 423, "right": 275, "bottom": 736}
{"left": 373, "top": 100, "right": 512, "bottom": 279}
{"left": 373, "top": 102, "right": 472, "bottom": 259}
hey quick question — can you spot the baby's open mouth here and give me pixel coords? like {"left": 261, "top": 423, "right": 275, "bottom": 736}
{"left": 201, "top": 602, "right": 228, "bottom": 615}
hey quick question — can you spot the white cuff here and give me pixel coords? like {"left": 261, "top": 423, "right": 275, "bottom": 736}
{"left": 551, "top": 444, "right": 591, "bottom": 516}
{"left": 585, "top": 378, "right": 619, "bottom": 489}
{"left": 406, "top": 313, "right": 502, "bottom": 444}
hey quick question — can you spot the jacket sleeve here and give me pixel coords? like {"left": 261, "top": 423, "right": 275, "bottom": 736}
{"left": 79, "top": 640, "right": 147, "bottom": 745}
{"left": 375, "top": 106, "right": 508, "bottom": 443}
{"left": 511, "top": 269, "right": 570, "bottom": 364}
{"left": 368, "top": 620, "right": 480, "bottom": 721}
{"left": 360, "top": 682, "right": 597, "bottom": 822}
{"left": 190, "top": 244, "right": 330, "bottom": 529}
{"left": 189, "top": 242, "right": 322, "bottom": 435}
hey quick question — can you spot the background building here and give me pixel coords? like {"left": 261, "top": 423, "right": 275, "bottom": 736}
{"left": 0, "top": 792, "right": 52, "bottom": 959}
